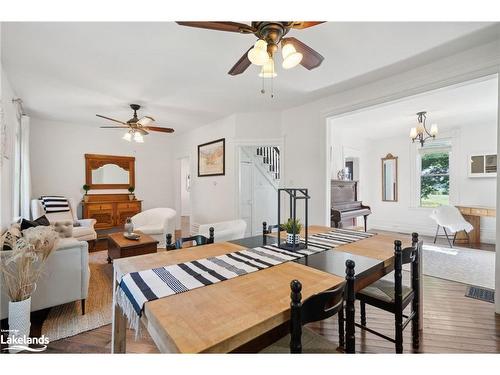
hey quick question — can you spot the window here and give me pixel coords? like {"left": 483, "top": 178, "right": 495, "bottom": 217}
{"left": 419, "top": 149, "right": 450, "bottom": 208}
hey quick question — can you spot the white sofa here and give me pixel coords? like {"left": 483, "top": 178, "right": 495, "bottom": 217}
{"left": 131, "top": 208, "right": 176, "bottom": 248}
{"left": 1, "top": 237, "right": 90, "bottom": 320}
{"left": 198, "top": 219, "right": 247, "bottom": 243}
{"left": 31, "top": 198, "right": 97, "bottom": 241}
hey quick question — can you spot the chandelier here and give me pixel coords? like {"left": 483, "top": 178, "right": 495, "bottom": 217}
{"left": 410, "top": 111, "right": 438, "bottom": 146}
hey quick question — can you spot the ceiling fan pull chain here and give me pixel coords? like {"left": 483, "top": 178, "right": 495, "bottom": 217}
{"left": 270, "top": 55, "right": 275, "bottom": 98}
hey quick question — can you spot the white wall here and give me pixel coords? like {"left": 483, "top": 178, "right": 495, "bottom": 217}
{"left": 172, "top": 111, "right": 282, "bottom": 229}
{"left": 0, "top": 65, "right": 20, "bottom": 230}
{"left": 29, "top": 118, "right": 175, "bottom": 218}
{"left": 332, "top": 122, "right": 497, "bottom": 242}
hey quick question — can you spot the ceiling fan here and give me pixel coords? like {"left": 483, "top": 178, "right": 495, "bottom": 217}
{"left": 176, "top": 21, "right": 325, "bottom": 77}
{"left": 96, "top": 104, "right": 174, "bottom": 143}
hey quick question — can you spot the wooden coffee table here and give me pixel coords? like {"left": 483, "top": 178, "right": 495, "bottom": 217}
{"left": 107, "top": 232, "right": 159, "bottom": 263}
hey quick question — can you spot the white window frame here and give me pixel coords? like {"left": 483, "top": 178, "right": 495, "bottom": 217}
{"left": 410, "top": 131, "right": 459, "bottom": 209}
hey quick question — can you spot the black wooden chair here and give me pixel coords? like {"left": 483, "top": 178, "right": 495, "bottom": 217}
{"left": 260, "top": 279, "right": 346, "bottom": 353}
{"left": 166, "top": 227, "right": 214, "bottom": 250}
{"left": 355, "top": 233, "right": 422, "bottom": 353}
{"left": 262, "top": 221, "right": 280, "bottom": 234}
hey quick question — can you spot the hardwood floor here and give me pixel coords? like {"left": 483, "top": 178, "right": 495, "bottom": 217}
{"left": 44, "top": 267, "right": 500, "bottom": 354}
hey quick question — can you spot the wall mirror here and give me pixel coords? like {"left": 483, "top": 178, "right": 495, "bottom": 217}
{"left": 382, "top": 153, "right": 398, "bottom": 202}
{"left": 85, "top": 154, "right": 135, "bottom": 189}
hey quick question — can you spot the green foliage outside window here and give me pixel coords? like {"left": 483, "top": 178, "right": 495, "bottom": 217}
{"left": 420, "top": 152, "right": 449, "bottom": 207}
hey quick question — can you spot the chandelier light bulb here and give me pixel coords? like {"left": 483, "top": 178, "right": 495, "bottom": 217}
{"left": 409, "top": 127, "right": 417, "bottom": 139}
{"left": 281, "top": 43, "right": 303, "bottom": 69}
{"left": 430, "top": 123, "right": 438, "bottom": 136}
{"left": 248, "top": 39, "right": 269, "bottom": 66}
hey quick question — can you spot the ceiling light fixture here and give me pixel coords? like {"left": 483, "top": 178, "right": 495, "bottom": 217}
{"left": 258, "top": 57, "right": 277, "bottom": 78}
{"left": 281, "top": 42, "right": 303, "bottom": 69}
{"left": 134, "top": 132, "right": 144, "bottom": 143}
{"left": 410, "top": 111, "right": 438, "bottom": 146}
{"left": 122, "top": 131, "right": 132, "bottom": 142}
{"left": 247, "top": 39, "right": 269, "bottom": 66}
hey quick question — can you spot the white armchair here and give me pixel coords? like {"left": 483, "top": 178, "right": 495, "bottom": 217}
{"left": 131, "top": 208, "right": 176, "bottom": 248}
{"left": 1, "top": 237, "right": 90, "bottom": 319}
{"left": 430, "top": 205, "right": 473, "bottom": 248}
{"left": 31, "top": 198, "right": 96, "bottom": 241}
{"left": 198, "top": 219, "right": 247, "bottom": 243}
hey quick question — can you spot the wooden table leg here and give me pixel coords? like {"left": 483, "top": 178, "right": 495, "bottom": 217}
{"left": 111, "top": 269, "right": 126, "bottom": 353}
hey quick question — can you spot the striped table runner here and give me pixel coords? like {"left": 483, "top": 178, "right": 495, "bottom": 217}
{"left": 116, "top": 228, "right": 374, "bottom": 334}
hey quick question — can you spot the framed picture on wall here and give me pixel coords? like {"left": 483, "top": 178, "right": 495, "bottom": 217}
{"left": 198, "top": 138, "right": 225, "bottom": 177}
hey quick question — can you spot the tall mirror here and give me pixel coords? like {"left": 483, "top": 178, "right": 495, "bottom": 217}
{"left": 382, "top": 153, "right": 398, "bottom": 202}
{"left": 85, "top": 154, "right": 135, "bottom": 189}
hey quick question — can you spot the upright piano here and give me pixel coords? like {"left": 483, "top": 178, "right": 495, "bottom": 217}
{"left": 331, "top": 180, "right": 371, "bottom": 232}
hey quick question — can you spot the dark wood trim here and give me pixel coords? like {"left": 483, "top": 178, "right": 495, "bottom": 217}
{"left": 85, "top": 154, "right": 135, "bottom": 190}
{"left": 197, "top": 138, "right": 225, "bottom": 177}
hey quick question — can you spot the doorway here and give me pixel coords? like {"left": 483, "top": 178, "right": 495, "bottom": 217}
{"left": 177, "top": 156, "right": 191, "bottom": 234}
{"left": 238, "top": 145, "right": 280, "bottom": 236}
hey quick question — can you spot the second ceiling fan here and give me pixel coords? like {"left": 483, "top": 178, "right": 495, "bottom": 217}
{"left": 176, "top": 21, "right": 325, "bottom": 77}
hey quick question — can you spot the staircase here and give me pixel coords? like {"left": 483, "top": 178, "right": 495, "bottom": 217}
{"left": 256, "top": 146, "right": 280, "bottom": 182}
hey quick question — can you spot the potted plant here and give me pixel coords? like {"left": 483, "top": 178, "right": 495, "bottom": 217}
{"left": 82, "top": 184, "right": 90, "bottom": 202}
{"left": 128, "top": 186, "right": 135, "bottom": 201}
{"left": 281, "top": 218, "right": 303, "bottom": 246}
{"left": 0, "top": 226, "right": 58, "bottom": 352}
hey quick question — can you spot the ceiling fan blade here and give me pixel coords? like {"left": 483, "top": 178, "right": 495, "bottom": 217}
{"left": 228, "top": 46, "right": 253, "bottom": 76}
{"left": 100, "top": 126, "right": 130, "bottom": 129}
{"left": 289, "top": 21, "right": 325, "bottom": 29}
{"left": 96, "top": 114, "right": 127, "bottom": 125}
{"left": 137, "top": 128, "right": 149, "bottom": 135}
{"left": 144, "top": 126, "right": 175, "bottom": 133}
{"left": 282, "top": 37, "right": 324, "bottom": 70}
{"left": 176, "top": 21, "right": 255, "bottom": 34}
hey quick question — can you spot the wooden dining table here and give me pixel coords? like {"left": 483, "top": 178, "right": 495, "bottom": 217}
{"left": 111, "top": 225, "right": 416, "bottom": 353}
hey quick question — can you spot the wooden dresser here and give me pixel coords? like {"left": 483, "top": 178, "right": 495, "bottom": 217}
{"left": 82, "top": 194, "right": 142, "bottom": 230}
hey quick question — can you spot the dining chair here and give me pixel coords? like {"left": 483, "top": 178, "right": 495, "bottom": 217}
{"left": 260, "top": 278, "right": 346, "bottom": 353}
{"left": 166, "top": 227, "right": 214, "bottom": 250}
{"left": 355, "top": 233, "right": 422, "bottom": 353}
{"left": 262, "top": 221, "right": 280, "bottom": 234}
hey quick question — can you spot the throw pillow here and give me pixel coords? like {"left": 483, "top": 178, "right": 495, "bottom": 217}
{"left": 53, "top": 221, "right": 73, "bottom": 238}
{"left": 20, "top": 215, "right": 51, "bottom": 231}
{"left": 1, "top": 225, "right": 22, "bottom": 251}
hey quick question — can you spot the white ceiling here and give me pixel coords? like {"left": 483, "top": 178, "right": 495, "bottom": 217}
{"left": 332, "top": 76, "right": 498, "bottom": 140}
{"left": 1, "top": 22, "right": 496, "bottom": 133}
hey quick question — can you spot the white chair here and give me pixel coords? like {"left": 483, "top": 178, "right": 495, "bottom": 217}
{"left": 429, "top": 205, "right": 473, "bottom": 248}
{"left": 131, "top": 208, "right": 176, "bottom": 248}
{"left": 198, "top": 219, "right": 247, "bottom": 243}
{"left": 31, "top": 198, "right": 97, "bottom": 241}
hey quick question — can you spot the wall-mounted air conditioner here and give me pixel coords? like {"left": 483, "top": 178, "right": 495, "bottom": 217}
{"left": 468, "top": 154, "right": 497, "bottom": 178}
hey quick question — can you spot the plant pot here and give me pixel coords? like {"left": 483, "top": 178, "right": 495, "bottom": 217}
{"left": 8, "top": 296, "right": 31, "bottom": 353}
{"left": 286, "top": 233, "right": 300, "bottom": 245}
{"left": 83, "top": 195, "right": 89, "bottom": 203}
{"left": 128, "top": 194, "right": 135, "bottom": 201}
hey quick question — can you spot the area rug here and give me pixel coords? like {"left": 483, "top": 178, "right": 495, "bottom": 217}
{"left": 41, "top": 250, "right": 113, "bottom": 341}
{"left": 403, "top": 244, "right": 495, "bottom": 289}
{"left": 465, "top": 285, "right": 495, "bottom": 303}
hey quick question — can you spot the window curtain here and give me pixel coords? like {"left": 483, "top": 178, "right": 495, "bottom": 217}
{"left": 19, "top": 114, "right": 31, "bottom": 219}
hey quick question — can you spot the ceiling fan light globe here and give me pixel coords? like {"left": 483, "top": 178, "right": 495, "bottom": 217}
{"left": 248, "top": 39, "right": 269, "bottom": 66}
{"left": 134, "top": 132, "right": 144, "bottom": 143}
{"left": 122, "top": 132, "right": 132, "bottom": 142}
{"left": 282, "top": 52, "right": 303, "bottom": 69}
{"left": 281, "top": 43, "right": 303, "bottom": 69}
{"left": 138, "top": 116, "right": 154, "bottom": 126}
{"left": 258, "top": 58, "right": 277, "bottom": 78}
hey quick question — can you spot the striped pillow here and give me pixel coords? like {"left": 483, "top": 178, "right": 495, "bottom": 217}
{"left": 40, "top": 196, "right": 70, "bottom": 213}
